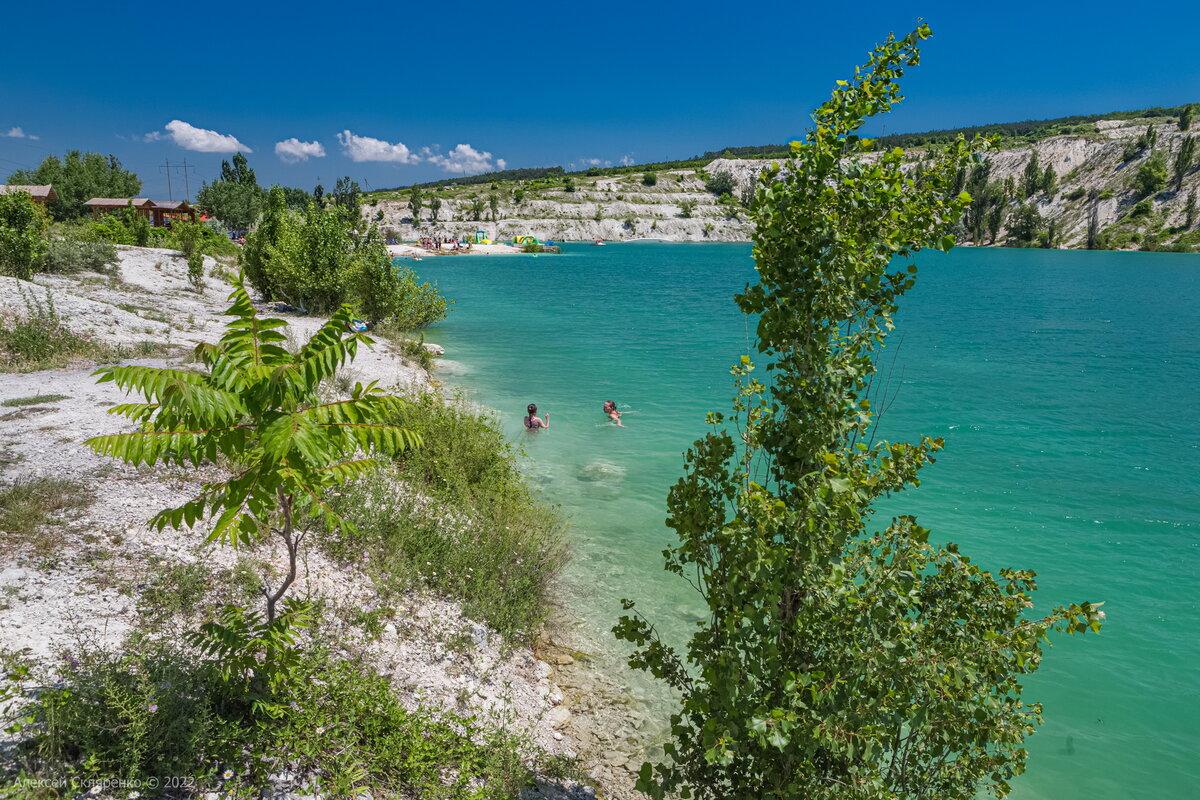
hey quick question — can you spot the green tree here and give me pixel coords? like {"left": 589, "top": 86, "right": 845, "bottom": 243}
{"left": 429, "top": 196, "right": 442, "bottom": 222}
{"left": 7, "top": 150, "right": 141, "bottom": 220}
{"left": 512, "top": 187, "right": 526, "bottom": 206}
{"left": 409, "top": 186, "right": 425, "bottom": 225}
{"left": 0, "top": 190, "right": 49, "bottom": 279}
{"left": 488, "top": 192, "right": 500, "bottom": 222}
{"left": 614, "top": 25, "right": 1103, "bottom": 800}
{"left": 469, "top": 196, "right": 487, "bottom": 220}
{"left": 986, "top": 195, "right": 1007, "bottom": 243}
{"left": 1185, "top": 190, "right": 1197, "bottom": 229}
{"left": 1041, "top": 164, "right": 1057, "bottom": 196}
{"left": 642, "top": 171, "right": 658, "bottom": 187}
{"left": 1086, "top": 194, "right": 1101, "bottom": 249}
{"left": 1181, "top": 104, "right": 1195, "bottom": 131}
{"left": 705, "top": 170, "right": 736, "bottom": 197}
{"left": 331, "top": 177, "right": 362, "bottom": 223}
{"left": 1134, "top": 150, "right": 1168, "bottom": 198}
{"left": 678, "top": 199, "right": 697, "bottom": 218}
{"left": 196, "top": 153, "right": 264, "bottom": 232}
{"left": 1022, "top": 149, "right": 1041, "bottom": 197}
{"left": 86, "top": 280, "right": 422, "bottom": 623}
{"left": 241, "top": 187, "right": 290, "bottom": 300}
{"left": 1008, "top": 202, "right": 1046, "bottom": 247}
{"left": 1173, "top": 135, "right": 1196, "bottom": 191}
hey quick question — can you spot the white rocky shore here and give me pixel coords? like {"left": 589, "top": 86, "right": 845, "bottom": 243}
{"left": 0, "top": 246, "right": 647, "bottom": 799}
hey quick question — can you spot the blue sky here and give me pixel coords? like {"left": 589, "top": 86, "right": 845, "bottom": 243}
{"left": 2, "top": 1, "right": 1197, "bottom": 198}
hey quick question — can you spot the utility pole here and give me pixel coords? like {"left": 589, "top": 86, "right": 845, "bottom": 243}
{"left": 180, "top": 158, "right": 195, "bottom": 202}
{"left": 160, "top": 158, "right": 173, "bottom": 201}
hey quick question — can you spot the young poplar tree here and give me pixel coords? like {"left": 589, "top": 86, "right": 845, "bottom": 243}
{"left": 615, "top": 24, "right": 1104, "bottom": 800}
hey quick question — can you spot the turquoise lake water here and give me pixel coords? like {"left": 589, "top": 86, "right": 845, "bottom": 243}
{"left": 410, "top": 243, "right": 1199, "bottom": 799}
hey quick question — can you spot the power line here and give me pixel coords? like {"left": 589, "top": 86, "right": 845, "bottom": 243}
{"left": 158, "top": 158, "right": 197, "bottom": 201}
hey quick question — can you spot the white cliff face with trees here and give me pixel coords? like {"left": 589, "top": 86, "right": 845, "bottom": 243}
{"left": 366, "top": 110, "right": 1200, "bottom": 252}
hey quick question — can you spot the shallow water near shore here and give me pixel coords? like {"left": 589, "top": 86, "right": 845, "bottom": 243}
{"left": 415, "top": 242, "right": 1199, "bottom": 799}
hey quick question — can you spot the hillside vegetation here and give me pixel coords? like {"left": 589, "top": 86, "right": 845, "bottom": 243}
{"left": 364, "top": 105, "right": 1200, "bottom": 251}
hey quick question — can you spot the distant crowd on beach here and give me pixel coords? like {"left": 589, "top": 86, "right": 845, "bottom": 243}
{"left": 419, "top": 236, "right": 470, "bottom": 252}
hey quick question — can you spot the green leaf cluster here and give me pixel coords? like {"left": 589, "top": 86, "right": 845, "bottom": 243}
{"left": 615, "top": 23, "right": 1103, "bottom": 800}
{"left": 86, "top": 276, "right": 422, "bottom": 619}
{"left": 0, "top": 189, "right": 49, "bottom": 279}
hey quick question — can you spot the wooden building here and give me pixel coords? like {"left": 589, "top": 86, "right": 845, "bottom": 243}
{"left": 84, "top": 197, "right": 154, "bottom": 220}
{"left": 83, "top": 198, "right": 197, "bottom": 227}
{"left": 0, "top": 184, "right": 57, "bottom": 206}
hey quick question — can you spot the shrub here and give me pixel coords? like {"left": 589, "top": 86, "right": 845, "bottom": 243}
{"left": 326, "top": 394, "right": 567, "bottom": 642}
{"left": 704, "top": 169, "right": 736, "bottom": 197}
{"left": 11, "top": 638, "right": 541, "bottom": 797}
{"left": 44, "top": 235, "right": 118, "bottom": 274}
{"left": 171, "top": 220, "right": 207, "bottom": 289}
{"left": 642, "top": 172, "right": 658, "bottom": 186}
{"left": 678, "top": 199, "right": 698, "bottom": 218}
{"left": 243, "top": 192, "right": 447, "bottom": 327}
{"left": 0, "top": 287, "right": 102, "bottom": 372}
{"left": 0, "top": 190, "right": 49, "bottom": 280}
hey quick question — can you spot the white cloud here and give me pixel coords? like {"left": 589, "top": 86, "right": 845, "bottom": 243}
{"left": 142, "top": 131, "right": 162, "bottom": 142}
{"left": 619, "top": 154, "right": 635, "bottom": 166}
{"left": 424, "top": 143, "right": 505, "bottom": 175}
{"left": 275, "top": 137, "right": 326, "bottom": 163}
{"left": 163, "top": 119, "right": 251, "bottom": 153}
{"left": 337, "top": 130, "right": 418, "bottom": 164}
{"left": 4, "top": 126, "right": 39, "bottom": 140}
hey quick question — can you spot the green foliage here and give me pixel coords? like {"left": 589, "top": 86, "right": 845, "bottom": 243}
{"left": 614, "top": 25, "right": 1103, "bottom": 800}
{"left": 1181, "top": 104, "right": 1195, "bottom": 131}
{"left": 241, "top": 193, "right": 446, "bottom": 325}
{"left": 642, "top": 171, "right": 658, "bottom": 186}
{"left": 468, "top": 195, "right": 487, "bottom": 220}
{"left": 488, "top": 192, "right": 500, "bottom": 221}
{"left": 409, "top": 185, "right": 425, "bottom": 224}
{"left": 85, "top": 278, "right": 422, "bottom": 620}
{"left": 326, "top": 394, "right": 567, "bottom": 642}
{"left": 1173, "top": 135, "right": 1196, "bottom": 191}
{"left": 331, "top": 177, "right": 363, "bottom": 223}
{"left": 7, "top": 150, "right": 141, "bottom": 220}
{"left": 172, "top": 219, "right": 208, "bottom": 289}
{"left": 1186, "top": 191, "right": 1197, "bottom": 229}
{"left": 704, "top": 170, "right": 736, "bottom": 197}
{"left": 44, "top": 232, "right": 118, "bottom": 274}
{"left": 13, "top": 636, "right": 542, "bottom": 797}
{"left": 678, "top": 199, "right": 698, "bottom": 218}
{"left": 429, "top": 195, "right": 443, "bottom": 222}
{"left": 1022, "top": 149, "right": 1041, "bottom": 197}
{"left": 196, "top": 153, "right": 264, "bottom": 232}
{"left": 1008, "top": 202, "right": 1046, "bottom": 247}
{"left": 0, "top": 190, "right": 49, "bottom": 279}
{"left": 1134, "top": 150, "right": 1168, "bottom": 198}
{"left": 0, "top": 287, "right": 104, "bottom": 372}
{"left": 1041, "top": 164, "right": 1057, "bottom": 196}
{"left": 0, "top": 477, "right": 92, "bottom": 557}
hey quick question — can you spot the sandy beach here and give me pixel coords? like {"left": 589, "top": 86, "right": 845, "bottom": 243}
{"left": 387, "top": 242, "right": 523, "bottom": 258}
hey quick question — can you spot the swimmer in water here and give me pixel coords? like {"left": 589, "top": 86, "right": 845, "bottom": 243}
{"left": 602, "top": 400, "right": 624, "bottom": 427}
{"left": 524, "top": 403, "right": 549, "bottom": 431}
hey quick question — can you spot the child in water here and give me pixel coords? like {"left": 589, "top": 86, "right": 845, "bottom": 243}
{"left": 524, "top": 403, "right": 549, "bottom": 431}
{"left": 602, "top": 400, "right": 624, "bottom": 427}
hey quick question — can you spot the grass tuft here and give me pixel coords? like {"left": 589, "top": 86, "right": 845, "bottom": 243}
{"left": 0, "top": 477, "right": 93, "bottom": 557}
{"left": 1, "top": 394, "right": 69, "bottom": 408}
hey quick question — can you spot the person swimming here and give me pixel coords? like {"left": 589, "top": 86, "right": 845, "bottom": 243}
{"left": 602, "top": 400, "right": 624, "bottom": 427}
{"left": 524, "top": 403, "right": 550, "bottom": 431}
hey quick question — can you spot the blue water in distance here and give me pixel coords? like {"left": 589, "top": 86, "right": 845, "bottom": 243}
{"left": 410, "top": 243, "right": 1200, "bottom": 799}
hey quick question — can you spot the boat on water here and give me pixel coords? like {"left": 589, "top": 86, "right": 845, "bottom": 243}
{"left": 593, "top": 238, "right": 606, "bottom": 246}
